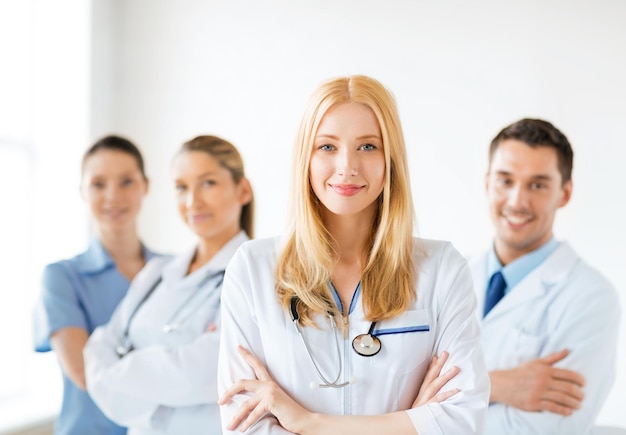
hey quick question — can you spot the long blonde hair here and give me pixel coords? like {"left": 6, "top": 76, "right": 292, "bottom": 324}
{"left": 276, "top": 75, "right": 415, "bottom": 324}
{"left": 178, "top": 135, "right": 254, "bottom": 238}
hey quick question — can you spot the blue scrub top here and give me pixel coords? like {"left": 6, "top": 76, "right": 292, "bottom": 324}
{"left": 33, "top": 239, "right": 158, "bottom": 435}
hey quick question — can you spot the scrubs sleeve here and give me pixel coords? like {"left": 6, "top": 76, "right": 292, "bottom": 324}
{"left": 34, "top": 261, "right": 88, "bottom": 352}
{"left": 406, "top": 243, "right": 490, "bottom": 434}
{"left": 217, "top": 244, "right": 293, "bottom": 434}
{"left": 484, "top": 278, "right": 620, "bottom": 434}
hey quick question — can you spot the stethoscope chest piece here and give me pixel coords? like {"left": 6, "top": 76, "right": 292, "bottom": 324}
{"left": 352, "top": 333, "right": 381, "bottom": 357}
{"left": 116, "top": 343, "right": 134, "bottom": 358}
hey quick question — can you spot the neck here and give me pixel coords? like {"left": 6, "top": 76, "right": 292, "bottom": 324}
{"left": 97, "top": 225, "right": 143, "bottom": 262}
{"left": 324, "top": 213, "right": 373, "bottom": 265}
{"left": 494, "top": 233, "right": 553, "bottom": 266}
{"left": 188, "top": 228, "right": 240, "bottom": 274}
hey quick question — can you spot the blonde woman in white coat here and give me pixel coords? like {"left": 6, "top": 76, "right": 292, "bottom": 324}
{"left": 217, "top": 76, "right": 489, "bottom": 434}
{"left": 84, "top": 135, "right": 253, "bottom": 435}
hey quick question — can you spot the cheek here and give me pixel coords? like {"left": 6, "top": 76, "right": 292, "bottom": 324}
{"left": 176, "top": 197, "right": 187, "bottom": 217}
{"left": 308, "top": 156, "right": 330, "bottom": 186}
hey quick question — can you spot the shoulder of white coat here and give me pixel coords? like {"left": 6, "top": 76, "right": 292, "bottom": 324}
{"left": 231, "top": 236, "right": 281, "bottom": 264}
{"left": 556, "top": 243, "right": 620, "bottom": 308}
{"left": 413, "top": 237, "right": 466, "bottom": 270}
{"left": 127, "top": 255, "right": 172, "bottom": 292}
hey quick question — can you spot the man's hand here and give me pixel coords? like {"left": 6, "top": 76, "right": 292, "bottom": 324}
{"left": 489, "top": 348, "right": 585, "bottom": 415}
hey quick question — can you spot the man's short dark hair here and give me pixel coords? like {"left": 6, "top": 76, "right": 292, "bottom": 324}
{"left": 489, "top": 118, "right": 574, "bottom": 184}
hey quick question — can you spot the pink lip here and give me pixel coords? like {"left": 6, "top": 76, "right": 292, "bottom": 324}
{"left": 104, "top": 208, "right": 127, "bottom": 219}
{"left": 331, "top": 184, "right": 364, "bottom": 196}
{"left": 189, "top": 213, "right": 212, "bottom": 223}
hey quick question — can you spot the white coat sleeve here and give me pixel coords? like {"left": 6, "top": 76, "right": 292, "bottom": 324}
{"left": 406, "top": 243, "right": 491, "bottom": 434}
{"left": 85, "top": 257, "right": 222, "bottom": 428}
{"left": 84, "top": 292, "right": 159, "bottom": 429}
{"left": 484, "top": 278, "right": 621, "bottom": 434}
{"left": 217, "top": 245, "right": 293, "bottom": 434}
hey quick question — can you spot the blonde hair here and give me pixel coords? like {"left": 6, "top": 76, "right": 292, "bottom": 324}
{"left": 178, "top": 135, "right": 254, "bottom": 238}
{"left": 276, "top": 75, "right": 415, "bottom": 325}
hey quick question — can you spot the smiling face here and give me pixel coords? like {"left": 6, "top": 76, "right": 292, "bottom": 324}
{"left": 81, "top": 149, "right": 148, "bottom": 234}
{"left": 171, "top": 150, "right": 250, "bottom": 244}
{"left": 309, "top": 103, "right": 385, "bottom": 222}
{"left": 486, "top": 139, "right": 572, "bottom": 265}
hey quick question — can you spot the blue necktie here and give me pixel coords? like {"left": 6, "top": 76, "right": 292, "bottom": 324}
{"left": 483, "top": 271, "right": 506, "bottom": 317}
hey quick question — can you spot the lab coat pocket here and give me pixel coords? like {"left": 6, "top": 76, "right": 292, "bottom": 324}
{"left": 373, "top": 309, "right": 432, "bottom": 374}
{"left": 515, "top": 329, "right": 546, "bottom": 364}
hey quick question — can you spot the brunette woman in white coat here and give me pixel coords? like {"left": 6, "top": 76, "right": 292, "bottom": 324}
{"left": 84, "top": 135, "right": 253, "bottom": 435}
{"left": 217, "top": 75, "right": 489, "bottom": 434}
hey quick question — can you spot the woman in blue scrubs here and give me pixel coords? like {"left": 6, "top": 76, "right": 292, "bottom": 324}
{"left": 34, "top": 136, "right": 158, "bottom": 435}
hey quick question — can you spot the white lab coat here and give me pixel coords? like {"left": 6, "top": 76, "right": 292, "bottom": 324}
{"left": 218, "top": 237, "right": 490, "bottom": 434}
{"left": 470, "top": 242, "right": 621, "bottom": 435}
{"left": 85, "top": 231, "right": 249, "bottom": 435}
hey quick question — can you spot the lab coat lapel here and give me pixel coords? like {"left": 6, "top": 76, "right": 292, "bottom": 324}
{"left": 483, "top": 242, "right": 578, "bottom": 321}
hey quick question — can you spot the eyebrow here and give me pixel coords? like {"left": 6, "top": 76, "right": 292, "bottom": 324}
{"left": 494, "top": 170, "right": 554, "bottom": 181}
{"left": 174, "top": 171, "right": 220, "bottom": 183}
{"left": 315, "top": 133, "right": 382, "bottom": 141}
{"left": 196, "top": 171, "right": 219, "bottom": 179}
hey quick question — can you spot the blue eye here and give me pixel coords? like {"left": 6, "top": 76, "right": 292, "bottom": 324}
{"left": 360, "top": 143, "right": 377, "bottom": 151}
{"left": 318, "top": 144, "right": 335, "bottom": 151}
{"left": 202, "top": 180, "right": 216, "bottom": 187}
{"left": 121, "top": 178, "right": 134, "bottom": 187}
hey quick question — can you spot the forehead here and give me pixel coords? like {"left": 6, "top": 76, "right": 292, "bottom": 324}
{"left": 171, "top": 151, "right": 226, "bottom": 176}
{"left": 316, "top": 103, "right": 381, "bottom": 137}
{"left": 490, "top": 139, "right": 561, "bottom": 180}
{"left": 83, "top": 149, "right": 139, "bottom": 175}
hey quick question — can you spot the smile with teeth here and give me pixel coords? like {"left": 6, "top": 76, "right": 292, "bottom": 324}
{"left": 502, "top": 212, "right": 532, "bottom": 226}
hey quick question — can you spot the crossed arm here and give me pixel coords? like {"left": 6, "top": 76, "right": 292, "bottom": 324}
{"left": 218, "top": 347, "right": 460, "bottom": 435}
{"left": 489, "top": 348, "right": 585, "bottom": 415}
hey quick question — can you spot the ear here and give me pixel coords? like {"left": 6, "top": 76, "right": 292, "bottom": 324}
{"left": 559, "top": 179, "right": 572, "bottom": 208}
{"left": 143, "top": 177, "right": 150, "bottom": 196}
{"left": 484, "top": 171, "right": 490, "bottom": 192}
{"left": 238, "top": 177, "right": 253, "bottom": 205}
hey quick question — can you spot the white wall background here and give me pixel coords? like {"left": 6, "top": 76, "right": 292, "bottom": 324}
{"left": 89, "top": 0, "right": 626, "bottom": 427}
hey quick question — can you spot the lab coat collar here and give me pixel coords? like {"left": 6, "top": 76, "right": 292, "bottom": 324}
{"left": 74, "top": 238, "right": 156, "bottom": 275}
{"left": 160, "top": 231, "right": 249, "bottom": 287}
{"left": 483, "top": 242, "right": 578, "bottom": 321}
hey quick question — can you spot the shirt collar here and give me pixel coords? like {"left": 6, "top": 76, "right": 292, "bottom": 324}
{"left": 161, "top": 230, "right": 249, "bottom": 286}
{"left": 487, "top": 237, "right": 560, "bottom": 293}
{"left": 74, "top": 238, "right": 157, "bottom": 274}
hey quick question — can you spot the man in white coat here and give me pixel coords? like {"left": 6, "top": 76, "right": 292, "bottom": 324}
{"left": 470, "top": 118, "right": 620, "bottom": 434}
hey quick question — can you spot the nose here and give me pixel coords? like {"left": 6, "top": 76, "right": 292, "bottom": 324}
{"left": 506, "top": 183, "right": 529, "bottom": 209}
{"left": 336, "top": 148, "right": 358, "bottom": 177}
{"left": 185, "top": 187, "right": 199, "bottom": 209}
{"left": 104, "top": 184, "right": 120, "bottom": 201}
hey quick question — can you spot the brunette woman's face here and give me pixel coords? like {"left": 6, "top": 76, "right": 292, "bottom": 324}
{"left": 171, "top": 151, "right": 251, "bottom": 243}
{"left": 81, "top": 149, "right": 148, "bottom": 234}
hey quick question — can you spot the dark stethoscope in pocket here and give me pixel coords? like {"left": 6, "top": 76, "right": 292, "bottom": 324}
{"left": 289, "top": 296, "right": 382, "bottom": 389}
{"left": 116, "top": 271, "right": 225, "bottom": 358}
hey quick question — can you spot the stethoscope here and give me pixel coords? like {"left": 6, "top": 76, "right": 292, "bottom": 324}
{"left": 116, "top": 271, "right": 225, "bottom": 358}
{"left": 289, "top": 296, "right": 382, "bottom": 389}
